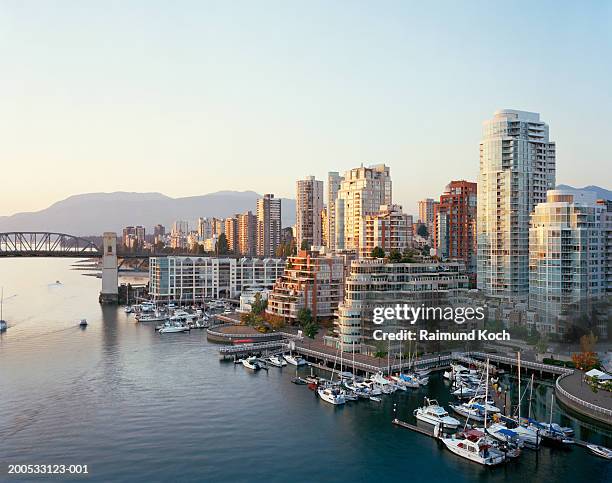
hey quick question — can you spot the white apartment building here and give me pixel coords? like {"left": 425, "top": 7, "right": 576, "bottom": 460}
{"left": 296, "top": 176, "right": 324, "bottom": 250}
{"left": 334, "top": 164, "right": 392, "bottom": 253}
{"left": 149, "top": 256, "right": 285, "bottom": 302}
{"left": 529, "top": 190, "right": 607, "bottom": 336}
{"left": 334, "top": 259, "right": 470, "bottom": 353}
{"left": 477, "top": 110, "right": 556, "bottom": 300}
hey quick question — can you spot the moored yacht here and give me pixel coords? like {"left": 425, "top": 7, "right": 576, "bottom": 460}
{"left": 317, "top": 386, "right": 346, "bottom": 405}
{"left": 283, "top": 354, "right": 306, "bottom": 366}
{"left": 267, "top": 355, "right": 287, "bottom": 367}
{"left": 242, "top": 356, "right": 261, "bottom": 370}
{"left": 158, "top": 322, "right": 190, "bottom": 333}
{"left": 441, "top": 429, "right": 506, "bottom": 465}
{"left": 414, "top": 398, "right": 460, "bottom": 429}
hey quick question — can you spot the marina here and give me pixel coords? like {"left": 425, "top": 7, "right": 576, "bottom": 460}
{"left": 1, "top": 258, "right": 611, "bottom": 482}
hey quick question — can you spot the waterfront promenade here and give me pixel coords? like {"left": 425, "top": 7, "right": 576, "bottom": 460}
{"left": 556, "top": 371, "right": 612, "bottom": 427}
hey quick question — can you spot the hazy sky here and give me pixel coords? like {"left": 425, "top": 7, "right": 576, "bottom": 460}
{"left": 1, "top": 1, "right": 611, "bottom": 217}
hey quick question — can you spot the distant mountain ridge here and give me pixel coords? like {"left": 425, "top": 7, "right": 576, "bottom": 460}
{"left": 0, "top": 191, "right": 296, "bottom": 236}
{"left": 556, "top": 185, "right": 611, "bottom": 201}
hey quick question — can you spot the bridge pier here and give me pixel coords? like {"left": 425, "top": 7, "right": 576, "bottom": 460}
{"left": 99, "top": 232, "right": 119, "bottom": 304}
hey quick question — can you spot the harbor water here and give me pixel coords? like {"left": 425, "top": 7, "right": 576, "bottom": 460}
{"left": 1, "top": 258, "right": 611, "bottom": 482}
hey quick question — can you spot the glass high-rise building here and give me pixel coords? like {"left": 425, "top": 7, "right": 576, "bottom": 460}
{"left": 529, "top": 190, "right": 606, "bottom": 336}
{"left": 477, "top": 110, "right": 556, "bottom": 299}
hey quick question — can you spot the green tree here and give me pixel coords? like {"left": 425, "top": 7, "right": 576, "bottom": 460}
{"left": 388, "top": 250, "right": 402, "bottom": 262}
{"left": 303, "top": 322, "right": 319, "bottom": 347}
{"left": 297, "top": 307, "right": 313, "bottom": 327}
{"left": 417, "top": 224, "right": 429, "bottom": 238}
{"left": 371, "top": 246, "right": 385, "bottom": 258}
{"left": 300, "top": 239, "right": 310, "bottom": 250}
{"left": 251, "top": 292, "right": 267, "bottom": 315}
{"left": 216, "top": 233, "right": 229, "bottom": 255}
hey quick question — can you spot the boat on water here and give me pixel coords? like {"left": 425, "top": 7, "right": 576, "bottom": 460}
{"left": 241, "top": 356, "right": 261, "bottom": 371}
{"left": 0, "top": 288, "right": 8, "bottom": 332}
{"left": 124, "top": 306, "right": 133, "bottom": 314}
{"left": 291, "top": 377, "right": 308, "bottom": 385}
{"left": 587, "top": 444, "right": 612, "bottom": 460}
{"left": 79, "top": 318, "right": 88, "bottom": 327}
{"left": 449, "top": 402, "right": 486, "bottom": 422}
{"left": 267, "top": 355, "right": 287, "bottom": 367}
{"left": 317, "top": 386, "right": 346, "bottom": 405}
{"left": 158, "top": 322, "right": 190, "bottom": 333}
{"left": 391, "top": 373, "right": 419, "bottom": 388}
{"left": 283, "top": 354, "right": 307, "bottom": 366}
{"left": 441, "top": 429, "right": 506, "bottom": 465}
{"left": 137, "top": 312, "right": 168, "bottom": 323}
{"left": 414, "top": 398, "right": 460, "bottom": 429}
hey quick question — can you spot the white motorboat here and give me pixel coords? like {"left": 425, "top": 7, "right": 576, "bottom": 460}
{"left": 158, "top": 323, "right": 190, "bottom": 333}
{"left": 137, "top": 312, "right": 168, "bottom": 323}
{"left": 587, "top": 444, "right": 612, "bottom": 460}
{"left": 486, "top": 423, "right": 524, "bottom": 447}
{"left": 414, "top": 398, "right": 460, "bottom": 429}
{"left": 267, "top": 355, "right": 287, "bottom": 367}
{"left": 441, "top": 429, "right": 506, "bottom": 465}
{"left": 283, "top": 354, "right": 306, "bottom": 366}
{"left": 391, "top": 373, "right": 420, "bottom": 388}
{"left": 242, "top": 356, "right": 261, "bottom": 370}
{"left": 317, "top": 386, "right": 346, "bottom": 405}
{"left": 79, "top": 318, "right": 88, "bottom": 327}
{"left": 124, "top": 306, "right": 133, "bottom": 314}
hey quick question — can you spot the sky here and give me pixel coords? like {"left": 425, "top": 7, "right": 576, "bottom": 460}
{"left": 1, "top": 0, "right": 611, "bottom": 218}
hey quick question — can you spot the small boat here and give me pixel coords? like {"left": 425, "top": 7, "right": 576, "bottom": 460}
{"left": 317, "top": 386, "right": 346, "bottom": 405}
{"left": 124, "top": 306, "right": 133, "bottom": 314}
{"left": 449, "top": 402, "right": 485, "bottom": 422}
{"left": 1, "top": 288, "right": 8, "bottom": 332}
{"left": 414, "top": 398, "right": 461, "bottom": 429}
{"left": 241, "top": 356, "right": 261, "bottom": 371}
{"left": 441, "top": 429, "right": 506, "bottom": 466}
{"left": 291, "top": 377, "right": 308, "bottom": 385}
{"left": 587, "top": 444, "right": 612, "bottom": 460}
{"left": 267, "top": 355, "right": 287, "bottom": 367}
{"left": 369, "top": 396, "right": 382, "bottom": 402}
{"left": 79, "top": 318, "right": 88, "bottom": 327}
{"left": 283, "top": 354, "right": 306, "bottom": 366}
{"left": 158, "top": 323, "right": 190, "bottom": 333}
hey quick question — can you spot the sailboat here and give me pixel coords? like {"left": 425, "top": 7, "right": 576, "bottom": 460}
{"left": 441, "top": 358, "right": 506, "bottom": 465}
{"left": 0, "top": 287, "right": 7, "bottom": 332}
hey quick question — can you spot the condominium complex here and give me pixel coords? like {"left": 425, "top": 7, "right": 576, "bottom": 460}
{"left": 477, "top": 109, "right": 556, "bottom": 299}
{"left": 360, "top": 204, "right": 413, "bottom": 257}
{"left": 237, "top": 211, "right": 257, "bottom": 256}
{"left": 334, "top": 259, "right": 470, "bottom": 353}
{"left": 224, "top": 216, "right": 239, "bottom": 253}
{"left": 122, "top": 225, "right": 146, "bottom": 250}
{"left": 326, "top": 172, "right": 343, "bottom": 251}
{"left": 417, "top": 198, "right": 438, "bottom": 237}
{"left": 197, "top": 217, "right": 213, "bottom": 240}
{"left": 257, "top": 194, "right": 282, "bottom": 257}
{"left": 334, "top": 164, "right": 392, "bottom": 252}
{"left": 266, "top": 250, "right": 345, "bottom": 321}
{"left": 149, "top": 256, "right": 285, "bottom": 302}
{"left": 434, "top": 181, "right": 477, "bottom": 280}
{"left": 296, "top": 176, "right": 324, "bottom": 250}
{"left": 529, "top": 190, "right": 607, "bottom": 336}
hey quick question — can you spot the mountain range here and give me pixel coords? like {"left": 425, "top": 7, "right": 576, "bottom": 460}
{"left": 555, "top": 185, "right": 611, "bottom": 201}
{"left": 0, "top": 184, "right": 608, "bottom": 237}
{"left": 0, "top": 191, "right": 296, "bottom": 236}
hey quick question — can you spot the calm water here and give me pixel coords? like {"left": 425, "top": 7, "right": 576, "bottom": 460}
{"left": 1, "top": 259, "right": 611, "bottom": 482}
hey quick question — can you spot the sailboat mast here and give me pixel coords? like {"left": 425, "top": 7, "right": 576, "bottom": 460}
{"left": 484, "top": 357, "right": 489, "bottom": 429}
{"left": 517, "top": 351, "right": 522, "bottom": 421}
{"left": 550, "top": 393, "right": 554, "bottom": 425}
{"left": 528, "top": 374, "right": 534, "bottom": 419}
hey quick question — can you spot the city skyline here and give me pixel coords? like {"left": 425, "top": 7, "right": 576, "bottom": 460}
{"left": 2, "top": 1, "right": 611, "bottom": 216}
